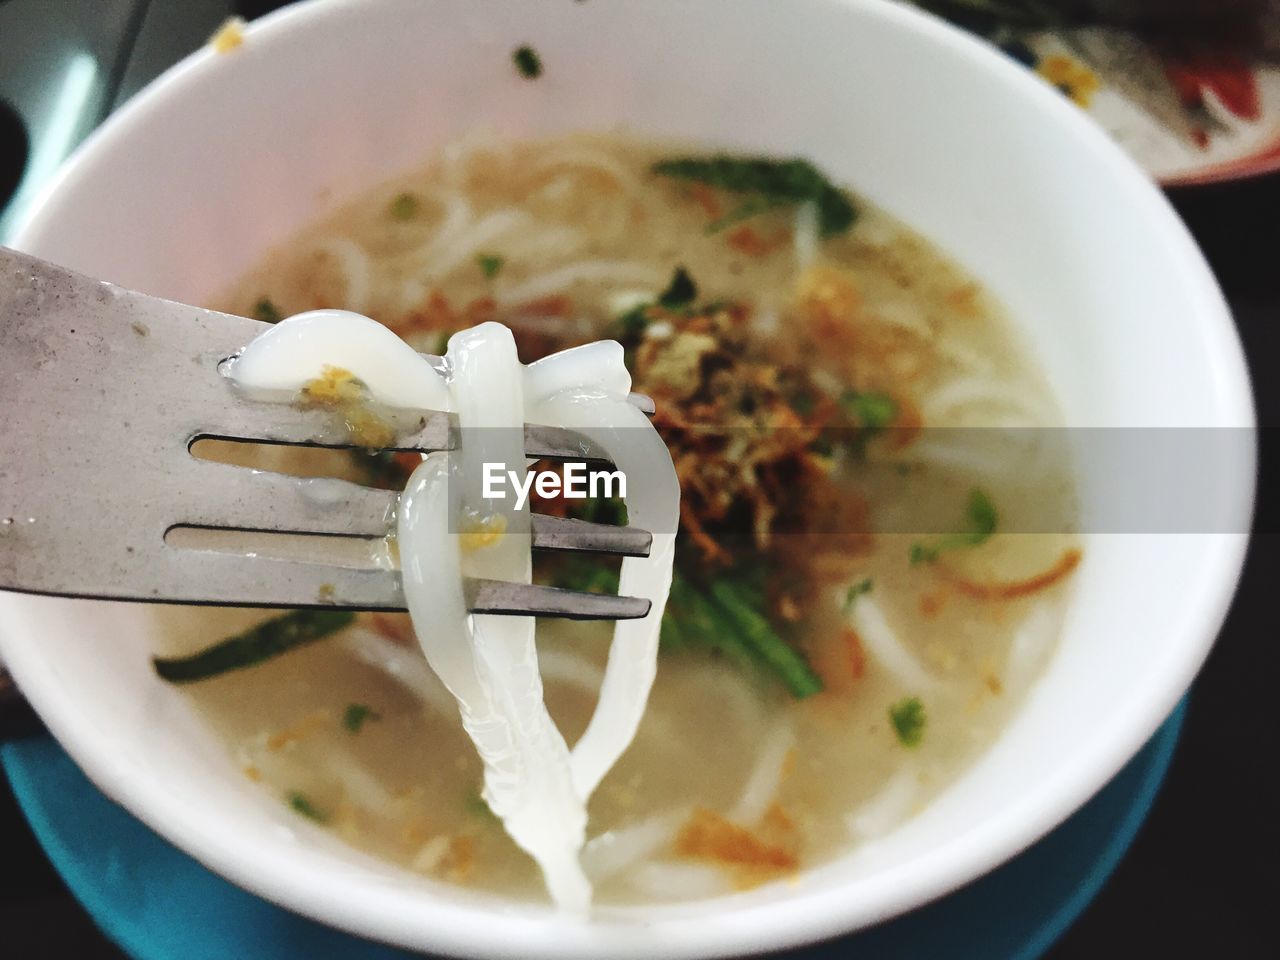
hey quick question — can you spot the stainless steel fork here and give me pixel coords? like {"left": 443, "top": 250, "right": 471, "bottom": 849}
{"left": 0, "top": 247, "right": 654, "bottom": 619}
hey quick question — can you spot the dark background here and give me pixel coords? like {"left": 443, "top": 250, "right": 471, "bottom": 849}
{"left": 1, "top": 2, "right": 1278, "bottom": 957}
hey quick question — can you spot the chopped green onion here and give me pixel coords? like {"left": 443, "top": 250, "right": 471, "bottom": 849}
{"left": 342, "top": 703, "right": 380, "bottom": 734}
{"left": 513, "top": 45, "right": 542, "bottom": 79}
{"left": 476, "top": 253, "right": 505, "bottom": 278}
{"left": 841, "top": 390, "right": 898, "bottom": 432}
{"left": 889, "top": 697, "right": 926, "bottom": 747}
{"left": 287, "top": 791, "right": 328, "bottom": 823}
{"left": 842, "top": 577, "right": 873, "bottom": 614}
{"left": 252, "top": 297, "right": 282, "bottom": 324}
{"left": 388, "top": 192, "right": 419, "bottom": 221}
{"left": 709, "top": 580, "right": 823, "bottom": 698}
{"left": 152, "top": 610, "right": 354, "bottom": 684}
{"left": 613, "top": 303, "right": 650, "bottom": 341}
{"left": 910, "top": 489, "right": 998, "bottom": 565}
{"left": 657, "top": 266, "right": 697, "bottom": 310}
{"left": 464, "top": 788, "right": 498, "bottom": 821}
{"left": 652, "top": 155, "right": 856, "bottom": 236}
{"left": 667, "top": 576, "right": 756, "bottom": 673}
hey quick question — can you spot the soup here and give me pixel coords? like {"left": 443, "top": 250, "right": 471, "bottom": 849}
{"left": 152, "top": 133, "right": 1079, "bottom": 905}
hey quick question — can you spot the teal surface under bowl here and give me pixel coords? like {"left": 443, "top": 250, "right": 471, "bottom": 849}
{"left": 2, "top": 703, "right": 1184, "bottom": 960}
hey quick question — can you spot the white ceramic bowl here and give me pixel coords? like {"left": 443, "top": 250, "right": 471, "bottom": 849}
{"left": 0, "top": 0, "right": 1254, "bottom": 957}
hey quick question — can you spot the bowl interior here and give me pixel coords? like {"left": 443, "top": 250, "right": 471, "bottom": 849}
{"left": 0, "top": 0, "right": 1252, "bottom": 957}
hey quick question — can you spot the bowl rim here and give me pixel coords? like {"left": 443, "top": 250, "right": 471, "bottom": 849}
{"left": 1, "top": 0, "right": 1256, "bottom": 957}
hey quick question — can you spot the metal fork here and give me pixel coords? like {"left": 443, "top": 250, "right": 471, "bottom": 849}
{"left": 0, "top": 247, "right": 655, "bottom": 620}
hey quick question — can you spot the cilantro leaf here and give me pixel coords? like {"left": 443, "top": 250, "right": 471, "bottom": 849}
{"left": 841, "top": 390, "right": 898, "bottom": 432}
{"left": 653, "top": 155, "right": 857, "bottom": 236}
{"left": 476, "top": 252, "right": 505, "bottom": 278}
{"left": 513, "top": 45, "right": 542, "bottom": 79}
{"left": 252, "top": 297, "right": 282, "bottom": 324}
{"left": 889, "top": 697, "right": 926, "bottom": 748}
{"left": 657, "top": 266, "right": 698, "bottom": 309}
{"left": 342, "top": 703, "right": 380, "bottom": 734}
{"left": 909, "top": 489, "right": 999, "bottom": 565}
{"left": 287, "top": 791, "right": 328, "bottom": 823}
{"left": 389, "top": 192, "right": 419, "bottom": 221}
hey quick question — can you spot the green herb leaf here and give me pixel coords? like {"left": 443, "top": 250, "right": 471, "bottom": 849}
{"left": 389, "top": 192, "right": 419, "bottom": 221}
{"left": 513, "top": 45, "right": 542, "bottom": 79}
{"left": 843, "top": 577, "right": 874, "bottom": 614}
{"left": 464, "top": 788, "right": 499, "bottom": 821}
{"left": 342, "top": 703, "right": 380, "bottom": 734}
{"left": 909, "top": 488, "right": 998, "bottom": 565}
{"left": 841, "top": 390, "right": 898, "bottom": 432}
{"left": 613, "top": 303, "right": 651, "bottom": 341}
{"left": 657, "top": 266, "right": 698, "bottom": 310}
{"left": 287, "top": 791, "right": 329, "bottom": 823}
{"left": 789, "top": 391, "right": 816, "bottom": 417}
{"left": 476, "top": 252, "right": 505, "bottom": 278}
{"left": 889, "top": 697, "right": 926, "bottom": 748}
{"left": 152, "top": 609, "right": 354, "bottom": 684}
{"left": 252, "top": 297, "right": 282, "bottom": 324}
{"left": 653, "top": 154, "right": 857, "bottom": 236}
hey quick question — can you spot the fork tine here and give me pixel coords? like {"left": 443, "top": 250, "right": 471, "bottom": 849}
{"left": 142, "top": 551, "right": 649, "bottom": 620}
{"left": 628, "top": 392, "right": 657, "bottom": 416}
{"left": 170, "top": 464, "right": 651, "bottom": 558}
{"left": 201, "top": 397, "right": 453, "bottom": 452}
{"left": 465, "top": 579, "right": 651, "bottom": 620}
{"left": 171, "top": 461, "right": 398, "bottom": 537}
{"left": 530, "top": 515, "right": 652, "bottom": 557}
{"left": 202, "top": 401, "right": 619, "bottom": 465}
{"left": 148, "top": 550, "right": 407, "bottom": 609}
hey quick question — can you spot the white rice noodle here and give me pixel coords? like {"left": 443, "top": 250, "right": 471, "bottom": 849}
{"left": 625, "top": 861, "right": 732, "bottom": 901}
{"left": 500, "top": 224, "right": 588, "bottom": 261}
{"left": 439, "top": 130, "right": 502, "bottom": 188}
{"left": 1004, "top": 602, "right": 1062, "bottom": 696}
{"left": 495, "top": 261, "right": 667, "bottom": 308}
{"left": 730, "top": 719, "right": 795, "bottom": 825}
{"left": 322, "top": 748, "right": 404, "bottom": 820}
{"left": 529, "top": 147, "right": 644, "bottom": 191}
{"left": 845, "top": 766, "right": 920, "bottom": 842}
{"left": 410, "top": 834, "right": 451, "bottom": 873}
{"left": 932, "top": 332, "right": 996, "bottom": 375}
{"left": 312, "top": 238, "right": 372, "bottom": 314}
{"left": 870, "top": 300, "right": 932, "bottom": 338}
{"left": 897, "top": 437, "right": 1017, "bottom": 480}
{"left": 419, "top": 209, "right": 532, "bottom": 281}
{"left": 398, "top": 189, "right": 475, "bottom": 278}
{"left": 922, "top": 377, "right": 1052, "bottom": 428}
{"left": 792, "top": 201, "right": 819, "bottom": 273}
{"left": 399, "top": 329, "right": 590, "bottom": 911}
{"left": 525, "top": 340, "right": 680, "bottom": 798}
{"left": 847, "top": 595, "right": 941, "bottom": 692}
{"left": 581, "top": 811, "right": 686, "bottom": 884}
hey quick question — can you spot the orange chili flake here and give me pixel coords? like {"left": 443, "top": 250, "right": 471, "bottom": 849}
{"left": 919, "top": 587, "right": 949, "bottom": 619}
{"left": 513, "top": 294, "right": 573, "bottom": 318}
{"left": 690, "top": 182, "right": 721, "bottom": 220}
{"left": 943, "top": 548, "right": 1083, "bottom": 601}
{"left": 675, "top": 807, "right": 798, "bottom": 871}
{"left": 844, "top": 627, "right": 867, "bottom": 680}
{"left": 727, "top": 225, "right": 787, "bottom": 257}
